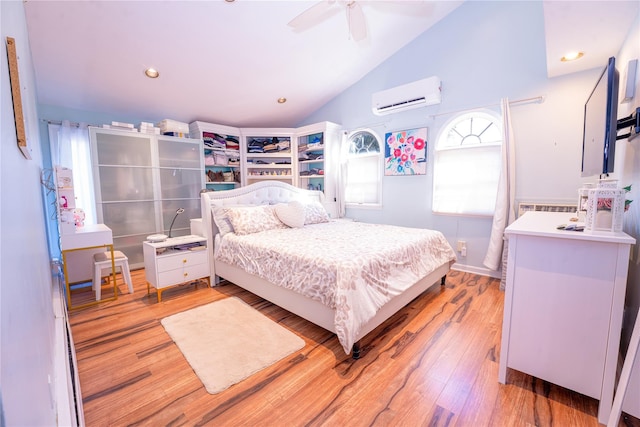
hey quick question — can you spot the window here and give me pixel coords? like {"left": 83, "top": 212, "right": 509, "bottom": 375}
{"left": 344, "top": 129, "right": 382, "bottom": 206}
{"left": 432, "top": 111, "right": 503, "bottom": 215}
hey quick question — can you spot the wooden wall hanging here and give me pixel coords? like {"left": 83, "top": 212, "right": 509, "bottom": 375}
{"left": 6, "top": 36, "right": 31, "bottom": 160}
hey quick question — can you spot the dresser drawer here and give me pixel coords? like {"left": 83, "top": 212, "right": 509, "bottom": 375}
{"left": 157, "top": 262, "right": 210, "bottom": 288}
{"left": 157, "top": 250, "right": 207, "bottom": 272}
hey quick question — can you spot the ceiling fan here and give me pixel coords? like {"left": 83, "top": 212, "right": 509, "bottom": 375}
{"left": 288, "top": 1, "right": 433, "bottom": 42}
{"left": 288, "top": 1, "right": 367, "bottom": 41}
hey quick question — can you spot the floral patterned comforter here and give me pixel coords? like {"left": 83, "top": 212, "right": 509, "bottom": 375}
{"left": 214, "top": 220, "right": 457, "bottom": 354}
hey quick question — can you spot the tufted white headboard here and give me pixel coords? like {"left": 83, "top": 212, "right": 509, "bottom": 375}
{"left": 200, "top": 181, "right": 324, "bottom": 282}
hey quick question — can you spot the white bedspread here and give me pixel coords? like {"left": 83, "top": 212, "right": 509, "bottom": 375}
{"left": 214, "top": 220, "right": 457, "bottom": 354}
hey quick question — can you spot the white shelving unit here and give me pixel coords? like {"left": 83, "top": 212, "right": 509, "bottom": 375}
{"left": 188, "top": 121, "right": 342, "bottom": 218}
{"left": 295, "top": 122, "right": 341, "bottom": 218}
{"left": 189, "top": 121, "right": 243, "bottom": 189}
{"left": 243, "top": 128, "right": 296, "bottom": 186}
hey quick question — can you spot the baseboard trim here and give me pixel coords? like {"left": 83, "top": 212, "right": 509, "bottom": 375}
{"left": 451, "top": 263, "right": 501, "bottom": 279}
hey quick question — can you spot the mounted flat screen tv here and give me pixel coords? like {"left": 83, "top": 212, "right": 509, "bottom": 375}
{"left": 581, "top": 56, "right": 619, "bottom": 177}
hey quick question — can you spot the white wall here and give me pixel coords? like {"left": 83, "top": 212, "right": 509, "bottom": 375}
{"left": 1, "top": 1, "right": 59, "bottom": 425}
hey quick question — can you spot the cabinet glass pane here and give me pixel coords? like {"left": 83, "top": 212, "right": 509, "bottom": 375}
{"left": 158, "top": 139, "right": 201, "bottom": 168}
{"left": 96, "top": 133, "right": 152, "bottom": 166}
{"left": 101, "top": 201, "right": 157, "bottom": 236}
{"left": 113, "top": 234, "right": 146, "bottom": 267}
{"left": 98, "top": 166, "right": 154, "bottom": 201}
{"left": 161, "top": 199, "right": 200, "bottom": 234}
{"left": 159, "top": 169, "right": 202, "bottom": 199}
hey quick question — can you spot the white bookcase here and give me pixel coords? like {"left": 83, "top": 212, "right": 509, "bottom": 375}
{"left": 189, "top": 121, "right": 243, "bottom": 189}
{"left": 190, "top": 121, "right": 342, "bottom": 217}
{"left": 295, "top": 121, "right": 341, "bottom": 218}
{"left": 243, "top": 128, "right": 296, "bottom": 186}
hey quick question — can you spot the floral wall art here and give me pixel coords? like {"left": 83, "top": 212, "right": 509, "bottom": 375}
{"left": 384, "top": 127, "right": 427, "bottom": 176}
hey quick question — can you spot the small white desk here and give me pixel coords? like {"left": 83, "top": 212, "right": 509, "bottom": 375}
{"left": 61, "top": 224, "right": 117, "bottom": 310}
{"left": 499, "top": 211, "right": 635, "bottom": 424}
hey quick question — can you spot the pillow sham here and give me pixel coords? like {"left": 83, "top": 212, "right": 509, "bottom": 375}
{"left": 304, "top": 200, "right": 330, "bottom": 225}
{"left": 274, "top": 201, "right": 306, "bottom": 228}
{"left": 227, "top": 205, "right": 287, "bottom": 235}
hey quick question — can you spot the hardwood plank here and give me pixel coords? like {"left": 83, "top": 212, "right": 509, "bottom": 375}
{"left": 68, "top": 268, "right": 640, "bottom": 426}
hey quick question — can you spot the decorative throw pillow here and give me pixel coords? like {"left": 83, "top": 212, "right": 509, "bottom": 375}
{"left": 304, "top": 200, "right": 330, "bottom": 225}
{"left": 227, "top": 205, "right": 286, "bottom": 235}
{"left": 212, "top": 206, "right": 236, "bottom": 237}
{"left": 274, "top": 201, "right": 306, "bottom": 228}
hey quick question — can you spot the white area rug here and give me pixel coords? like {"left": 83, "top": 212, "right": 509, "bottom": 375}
{"left": 161, "top": 297, "right": 305, "bottom": 394}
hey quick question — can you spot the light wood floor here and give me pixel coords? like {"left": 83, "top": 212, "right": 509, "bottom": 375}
{"left": 68, "top": 269, "right": 640, "bottom": 427}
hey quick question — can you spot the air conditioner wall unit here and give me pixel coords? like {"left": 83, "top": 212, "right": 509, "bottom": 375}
{"left": 372, "top": 76, "right": 441, "bottom": 116}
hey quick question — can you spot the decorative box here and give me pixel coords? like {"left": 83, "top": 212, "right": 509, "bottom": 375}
{"left": 585, "top": 180, "right": 625, "bottom": 232}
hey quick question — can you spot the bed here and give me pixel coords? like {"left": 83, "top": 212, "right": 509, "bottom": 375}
{"left": 200, "top": 181, "right": 457, "bottom": 358}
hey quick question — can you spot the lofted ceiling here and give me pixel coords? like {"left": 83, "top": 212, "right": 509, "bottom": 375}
{"left": 23, "top": 1, "right": 639, "bottom": 129}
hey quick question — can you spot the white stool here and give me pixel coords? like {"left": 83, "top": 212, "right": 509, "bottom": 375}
{"left": 93, "top": 250, "right": 133, "bottom": 300}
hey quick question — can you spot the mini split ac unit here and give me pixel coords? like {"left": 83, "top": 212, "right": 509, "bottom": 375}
{"left": 372, "top": 76, "right": 441, "bottom": 116}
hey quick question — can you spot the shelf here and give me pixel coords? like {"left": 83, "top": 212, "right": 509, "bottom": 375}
{"left": 205, "top": 164, "right": 240, "bottom": 169}
{"left": 246, "top": 175, "right": 293, "bottom": 180}
{"left": 300, "top": 145, "right": 325, "bottom": 152}
{"left": 247, "top": 164, "right": 291, "bottom": 169}
{"left": 299, "top": 175, "right": 324, "bottom": 179}
{"left": 299, "top": 159, "right": 323, "bottom": 164}
{"left": 246, "top": 152, "right": 291, "bottom": 157}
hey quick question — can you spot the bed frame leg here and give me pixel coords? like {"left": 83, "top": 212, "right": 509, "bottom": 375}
{"left": 352, "top": 342, "right": 361, "bottom": 359}
{"left": 441, "top": 275, "right": 446, "bottom": 286}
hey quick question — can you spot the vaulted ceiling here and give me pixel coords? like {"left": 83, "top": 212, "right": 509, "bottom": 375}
{"left": 23, "top": 1, "right": 639, "bottom": 128}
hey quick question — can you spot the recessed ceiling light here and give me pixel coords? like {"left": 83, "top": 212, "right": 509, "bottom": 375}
{"left": 561, "top": 52, "right": 584, "bottom": 62}
{"left": 144, "top": 68, "right": 160, "bottom": 78}
{"left": 277, "top": 97, "right": 287, "bottom": 104}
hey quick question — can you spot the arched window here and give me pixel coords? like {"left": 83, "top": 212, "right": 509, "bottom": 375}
{"left": 344, "top": 129, "right": 382, "bottom": 206}
{"left": 432, "top": 111, "right": 503, "bottom": 215}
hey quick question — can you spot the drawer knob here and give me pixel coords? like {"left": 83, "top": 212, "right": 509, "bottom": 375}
{"left": 183, "top": 272, "right": 188, "bottom": 277}
{"left": 182, "top": 259, "right": 187, "bottom": 263}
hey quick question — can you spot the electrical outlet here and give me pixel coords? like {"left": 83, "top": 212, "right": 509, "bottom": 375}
{"left": 456, "top": 240, "right": 467, "bottom": 257}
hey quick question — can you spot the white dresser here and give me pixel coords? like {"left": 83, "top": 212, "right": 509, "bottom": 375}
{"left": 143, "top": 235, "right": 210, "bottom": 302}
{"left": 498, "top": 211, "right": 635, "bottom": 424}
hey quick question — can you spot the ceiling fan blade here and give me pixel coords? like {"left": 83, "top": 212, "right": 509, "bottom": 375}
{"left": 365, "top": 0, "right": 434, "bottom": 17}
{"left": 288, "top": 0, "right": 340, "bottom": 31}
{"left": 347, "top": 2, "right": 367, "bottom": 41}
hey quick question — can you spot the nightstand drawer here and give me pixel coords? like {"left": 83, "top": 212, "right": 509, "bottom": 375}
{"left": 157, "top": 263, "right": 210, "bottom": 288}
{"left": 157, "top": 250, "right": 207, "bottom": 272}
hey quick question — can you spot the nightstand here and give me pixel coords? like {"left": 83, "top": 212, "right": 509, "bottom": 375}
{"left": 143, "top": 235, "right": 210, "bottom": 302}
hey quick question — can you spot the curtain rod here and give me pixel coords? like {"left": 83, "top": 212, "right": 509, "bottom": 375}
{"left": 41, "top": 119, "right": 101, "bottom": 128}
{"left": 429, "top": 95, "right": 545, "bottom": 119}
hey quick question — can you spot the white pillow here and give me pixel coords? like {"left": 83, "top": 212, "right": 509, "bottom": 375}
{"left": 304, "top": 200, "right": 330, "bottom": 225}
{"left": 227, "top": 205, "right": 286, "bottom": 235}
{"left": 274, "top": 201, "right": 306, "bottom": 228}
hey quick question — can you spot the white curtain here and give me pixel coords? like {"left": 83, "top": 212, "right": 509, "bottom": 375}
{"left": 48, "top": 121, "right": 97, "bottom": 225}
{"left": 483, "top": 98, "right": 516, "bottom": 286}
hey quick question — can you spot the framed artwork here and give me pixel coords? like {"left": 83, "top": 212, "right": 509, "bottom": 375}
{"left": 384, "top": 127, "right": 427, "bottom": 175}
